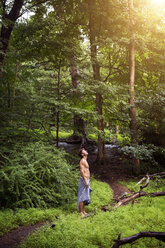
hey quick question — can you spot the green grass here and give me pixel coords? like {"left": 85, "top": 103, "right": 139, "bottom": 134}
{"left": 119, "top": 177, "right": 165, "bottom": 193}
{"left": 0, "top": 179, "right": 113, "bottom": 236}
{"left": 88, "top": 130, "right": 130, "bottom": 145}
{"left": 20, "top": 197, "right": 165, "bottom": 248}
{"left": 0, "top": 208, "right": 63, "bottom": 236}
{"left": 51, "top": 131, "right": 72, "bottom": 139}
{"left": 19, "top": 179, "right": 165, "bottom": 248}
{"left": 88, "top": 133, "right": 98, "bottom": 141}
{"left": 1, "top": 179, "right": 165, "bottom": 248}
{"left": 61, "top": 179, "right": 113, "bottom": 213}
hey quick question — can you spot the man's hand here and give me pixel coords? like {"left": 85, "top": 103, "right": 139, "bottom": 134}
{"left": 85, "top": 180, "right": 89, "bottom": 187}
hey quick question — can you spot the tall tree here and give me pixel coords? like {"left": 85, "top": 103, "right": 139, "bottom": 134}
{"left": 0, "top": 0, "right": 23, "bottom": 75}
{"left": 69, "top": 57, "right": 86, "bottom": 143}
{"left": 128, "top": 0, "right": 140, "bottom": 174}
{"left": 88, "top": 0, "right": 104, "bottom": 164}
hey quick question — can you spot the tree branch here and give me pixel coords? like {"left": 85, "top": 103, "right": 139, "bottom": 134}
{"left": 116, "top": 173, "right": 165, "bottom": 207}
{"left": 112, "top": 232, "right": 165, "bottom": 248}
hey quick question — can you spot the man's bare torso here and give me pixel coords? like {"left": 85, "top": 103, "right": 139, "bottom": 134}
{"left": 80, "top": 158, "right": 90, "bottom": 179}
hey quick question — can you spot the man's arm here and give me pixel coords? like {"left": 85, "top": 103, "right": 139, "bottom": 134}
{"left": 80, "top": 162, "right": 89, "bottom": 187}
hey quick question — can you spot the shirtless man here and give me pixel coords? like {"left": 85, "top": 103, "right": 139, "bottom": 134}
{"left": 77, "top": 148, "right": 91, "bottom": 217}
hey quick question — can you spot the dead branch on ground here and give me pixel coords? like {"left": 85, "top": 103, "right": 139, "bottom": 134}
{"left": 112, "top": 232, "right": 165, "bottom": 248}
{"left": 116, "top": 173, "right": 165, "bottom": 207}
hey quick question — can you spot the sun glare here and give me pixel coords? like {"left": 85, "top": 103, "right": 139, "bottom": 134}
{"left": 151, "top": 0, "right": 164, "bottom": 6}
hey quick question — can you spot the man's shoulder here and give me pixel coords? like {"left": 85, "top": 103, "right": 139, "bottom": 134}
{"left": 80, "top": 158, "right": 85, "bottom": 165}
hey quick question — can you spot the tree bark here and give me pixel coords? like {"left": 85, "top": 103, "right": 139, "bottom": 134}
{"left": 0, "top": 0, "right": 23, "bottom": 76}
{"left": 69, "top": 60, "right": 86, "bottom": 139}
{"left": 128, "top": 0, "right": 140, "bottom": 174}
{"left": 10, "top": 63, "right": 18, "bottom": 124}
{"left": 88, "top": 0, "right": 104, "bottom": 164}
{"left": 56, "top": 64, "right": 61, "bottom": 148}
{"left": 112, "top": 232, "right": 165, "bottom": 248}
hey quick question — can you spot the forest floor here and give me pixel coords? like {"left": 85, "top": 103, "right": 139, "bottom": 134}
{"left": 0, "top": 145, "right": 132, "bottom": 248}
{"left": 88, "top": 145, "right": 132, "bottom": 201}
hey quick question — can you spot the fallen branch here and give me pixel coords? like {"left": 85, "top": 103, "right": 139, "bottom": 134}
{"left": 139, "top": 174, "right": 150, "bottom": 192}
{"left": 117, "top": 191, "right": 165, "bottom": 207}
{"left": 112, "top": 232, "right": 165, "bottom": 248}
{"left": 116, "top": 173, "right": 165, "bottom": 207}
{"left": 137, "top": 172, "right": 165, "bottom": 186}
{"left": 149, "top": 172, "right": 165, "bottom": 177}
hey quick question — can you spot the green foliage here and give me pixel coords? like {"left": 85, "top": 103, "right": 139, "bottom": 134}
{"left": 20, "top": 179, "right": 165, "bottom": 248}
{"left": 0, "top": 141, "right": 78, "bottom": 209}
{"left": 51, "top": 131, "right": 72, "bottom": 139}
{"left": 120, "top": 144, "right": 165, "bottom": 173}
{"left": 121, "top": 145, "right": 156, "bottom": 160}
{"left": 88, "top": 130, "right": 130, "bottom": 145}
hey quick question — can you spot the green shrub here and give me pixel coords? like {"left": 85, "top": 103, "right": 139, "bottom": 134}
{"left": 120, "top": 144, "right": 165, "bottom": 173}
{"left": 0, "top": 141, "right": 78, "bottom": 208}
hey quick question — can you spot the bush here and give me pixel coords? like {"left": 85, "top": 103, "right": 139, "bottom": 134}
{"left": 0, "top": 141, "right": 78, "bottom": 208}
{"left": 120, "top": 144, "right": 165, "bottom": 173}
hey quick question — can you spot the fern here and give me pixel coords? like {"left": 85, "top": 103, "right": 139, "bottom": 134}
{"left": 0, "top": 141, "right": 78, "bottom": 209}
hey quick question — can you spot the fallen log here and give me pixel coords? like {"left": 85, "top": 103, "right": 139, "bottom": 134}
{"left": 112, "top": 232, "right": 165, "bottom": 248}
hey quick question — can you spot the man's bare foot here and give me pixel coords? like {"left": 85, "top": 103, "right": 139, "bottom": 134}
{"left": 80, "top": 212, "right": 85, "bottom": 217}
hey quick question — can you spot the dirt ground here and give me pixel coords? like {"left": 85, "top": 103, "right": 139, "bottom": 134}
{"left": 0, "top": 222, "right": 46, "bottom": 248}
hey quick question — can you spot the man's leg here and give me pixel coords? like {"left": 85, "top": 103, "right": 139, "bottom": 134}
{"left": 79, "top": 201, "right": 85, "bottom": 215}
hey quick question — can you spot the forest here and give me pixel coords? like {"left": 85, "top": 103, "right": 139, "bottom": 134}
{"left": 0, "top": 0, "right": 165, "bottom": 247}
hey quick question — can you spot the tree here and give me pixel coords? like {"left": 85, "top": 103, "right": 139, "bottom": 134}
{"left": 88, "top": 0, "right": 104, "bottom": 164}
{"left": 0, "top": 0, "right": 23, "bottom": 75}
{"left": 69, "top": 57, "right": 86, "bottom": 142}
{"left": 128, "top": 0, "right": 140, "bottom": 174}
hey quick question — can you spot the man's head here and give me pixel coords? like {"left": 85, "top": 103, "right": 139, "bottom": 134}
{"left": 78, "top": 148, "right": 88, "bottom": 158}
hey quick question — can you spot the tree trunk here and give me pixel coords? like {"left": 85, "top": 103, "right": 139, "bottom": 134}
{"left": 88, "top": 0, "right": 104, "bottom": 164}
{"left": 10, "top": 63, "right": 18, "bottom": 124}
{"left": 0, "top": 0, "right": 23, "bottom": 76}
{"left": 56, "top": 63, "right": 61, "bottom": 148}
{"left": 69, "top": 58, "right": 86, "bottom": 140}
{"left": 128, "top": 0, "right": 140, "bottom": 174}
{"left": 7, "top": 80, "right": 11, "bottom": 108}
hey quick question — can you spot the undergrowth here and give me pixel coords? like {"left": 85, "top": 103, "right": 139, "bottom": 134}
{"left": 0, "top": 141, "right": 78, "bottom": 208}
{"left": 0, "top": 179, "right": 112, "bottom": 236}
{"left": 0, "top": 208, "right": 62, "bottom": 236}
{"left": 18, "top": 179, "right": 165, "bottom": 248}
